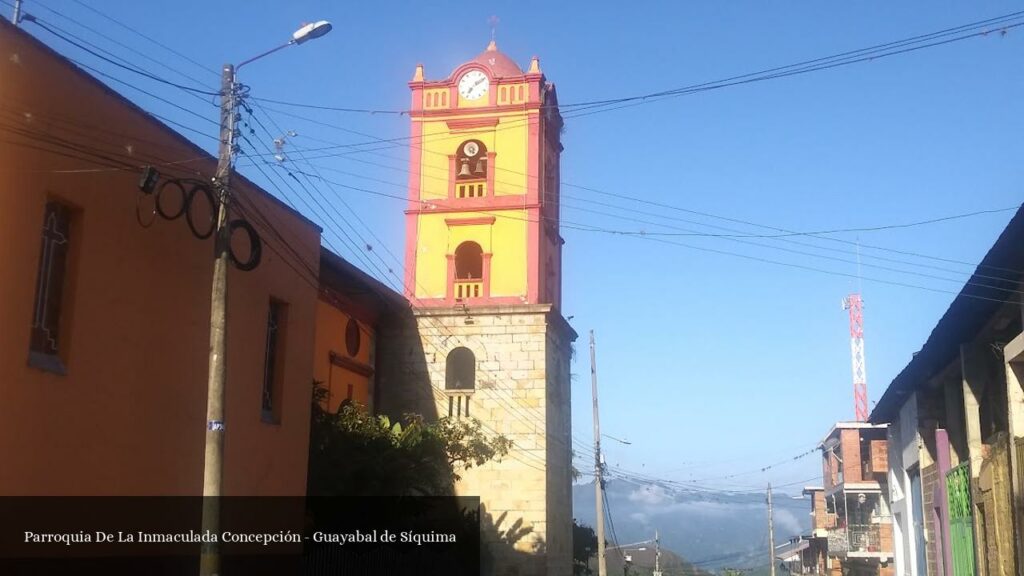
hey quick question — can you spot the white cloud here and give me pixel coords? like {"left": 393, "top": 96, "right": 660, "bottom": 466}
{"left": 627, "top": 484, "right": 671, "bottom": 506}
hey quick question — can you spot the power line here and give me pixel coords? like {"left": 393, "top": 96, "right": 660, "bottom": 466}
{"left": 64, "top": 0, "right": 218, "bottom": 78}
{"left": 31, "top": 5, "right": 1015, "bottom": 289}
{"left": 597, "top": 206, "right": 1020, "bottom": 239}
{"left": 28, "top": 0, "right": 216, "bottom": 89}
{"left": 6, "top": 105, "right": 1020, "bottom": 310}
{"left": 249, "top": 99, "right": 1024, "bottom": 285}
{"left": 243, "top": 10, "right": 1024, "bottom": 120}
{"left": 22, "top": 14, "right": 220, "bottom": 96}
{"left": 15, "top": 0, "right": 1024, "bottom": 287}
{"left": 261, "top": 164, "right": 1024, "bottom": 305}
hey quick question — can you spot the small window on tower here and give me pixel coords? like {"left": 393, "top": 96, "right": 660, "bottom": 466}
{"left": 455, "top": 140, "right": 487, "bottom": 181}
{"left": 454, "top": 241, "right": 483, "bottom": 280}
{"left": 445, "top": 347, "right": 475, "bottom": 391}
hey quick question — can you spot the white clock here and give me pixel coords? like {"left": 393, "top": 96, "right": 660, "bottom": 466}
{"left": 458, "top": 70, "right": 489, "bottom": 101}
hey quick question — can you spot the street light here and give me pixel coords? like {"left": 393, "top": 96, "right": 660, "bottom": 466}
{"left": 237, "top": 20, "right": 333, "bottom": 69}
{"left": 200, "top": 20, "right": 331, "bottom": 576}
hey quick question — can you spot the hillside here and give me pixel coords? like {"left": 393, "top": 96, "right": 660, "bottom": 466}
{"left": 572, "top": 479, "right": 811, "bottom": 572}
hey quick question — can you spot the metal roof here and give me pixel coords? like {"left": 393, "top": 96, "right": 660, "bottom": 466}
{"left": 870, "top": 205, "right": 1024, "bottom": 423}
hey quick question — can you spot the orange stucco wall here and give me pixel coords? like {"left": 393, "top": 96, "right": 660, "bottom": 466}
{"left": 313, "top": 299, "right": 375, "bottom": 413}
{"left": 0, "top": 22, "right": 321, "bottom": 496}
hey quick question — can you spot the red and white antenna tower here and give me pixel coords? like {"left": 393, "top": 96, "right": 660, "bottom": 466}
{"left": 843, "top": 294, "right": 868, "bottom": 421}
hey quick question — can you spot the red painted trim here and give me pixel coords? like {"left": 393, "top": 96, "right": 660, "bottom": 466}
{"left": 420, "top": 70, "right": 530, "bottom": 89}
{"left": 526, "top": 116, "right": 540, "bottom": 205}
{"left": 447, "top": 155, "right": 456, "bottom": 200}
{"left": 527, "top": 76, "right": 542, "bottom": 103}
{"left": 446, "top": 117, "right": 499, "bottom": 131}
{"left": 415, "top": 296, "right": 525, "bottom": 308}
{"left": 445, "top": 254, "right": 455, "bottom": 302}
{"left": 407, "top": 196, "right": 537, "bottom": 215}
{"left": 410, "top": 103, "right": 541, "bottom": 118}
{"left": 526, "top": 114, "right": 540, "bottom": 303}
{"left": 482, "top": 253, "right": 493, "bottom": 297}
{"left": 486, "top": 151, "right": 496, "bottom": 195}
{"left": 527, "top": 208, "right": 539, "bottom": 304}
{"left": 409, "top": 85, "right": 423, "bottom": 112}
{"left": 445, "top": 216, "right": 496, "bottom": 226}
{"left": 405, "top": 120, "right": 423, "bottom": 298}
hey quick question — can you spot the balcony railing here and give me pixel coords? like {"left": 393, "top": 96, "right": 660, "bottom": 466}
{"left": 455, "top": 182, "right": 486, "bottom": 198}
{"left": 827, "top": 524, "right": 883, "bottom": 555}
{"left": 454, "top": 281, "right": 482, "bottom": 299}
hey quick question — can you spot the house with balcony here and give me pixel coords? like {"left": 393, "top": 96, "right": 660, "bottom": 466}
{"left": 814, "top": 422, "right": 895, "bottom": 576}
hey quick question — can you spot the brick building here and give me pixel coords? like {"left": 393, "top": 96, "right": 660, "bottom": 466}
{"left": 803, "top": 423, "right": 894, "bottom": 576}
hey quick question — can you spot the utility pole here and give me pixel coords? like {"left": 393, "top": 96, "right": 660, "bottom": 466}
{"left": 590, "top": 330, "right": 607, "bottom": 576}
{"left": 199, "top": 62, "right": 236, "bottom": 576}
{"left": 652, "top": 529, "right": 661, "bottom": 576}
{"left": 194, "top": 22, "right": 331, "bottom": 576}
{"left": 767, "top": 482, "right": 776, "bottom": 576}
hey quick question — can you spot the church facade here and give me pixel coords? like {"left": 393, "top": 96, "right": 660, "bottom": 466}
{"left": 376, "top": 41, "right": 575, "bottom": 575}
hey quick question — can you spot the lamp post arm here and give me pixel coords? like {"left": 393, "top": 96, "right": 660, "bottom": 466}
{"left": 236, "top": 41, "right": 294, "bottom": 71}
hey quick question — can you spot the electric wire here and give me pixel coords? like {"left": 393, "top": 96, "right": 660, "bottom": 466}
{"left": 21, "top": 4, "right": 216, "bottom": 100}
{"left": 251, "top": 100, "right": 1024, "bottom": 285}
{"left": 243, "top": 10, "right": 1024, "bottom": 116}
{"left": 271, "top": 165, "right": 1024, "bottom": 306}
{"left": 24, "top": 8, "right": 1019, "bottom": 287}
{"left": 22, "top": 15, "right": 220, "bottom": 96}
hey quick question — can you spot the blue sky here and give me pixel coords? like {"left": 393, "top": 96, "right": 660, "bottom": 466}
{"left": 14, "top": 0, "right": 1024, "bottom": 495}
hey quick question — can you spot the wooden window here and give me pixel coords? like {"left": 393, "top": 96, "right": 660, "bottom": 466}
{"left": 261, "top": 300, "right": 287, "bottom": 424}
{"left": 28, "top": 201, "right": 73, "bottom": 374}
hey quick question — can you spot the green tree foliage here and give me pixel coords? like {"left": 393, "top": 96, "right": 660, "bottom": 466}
{"left": 307, "top": 383, "right": 512, "bottom": 496}
{"left": 573, "top": 519, "right": 599, "bottom": 576}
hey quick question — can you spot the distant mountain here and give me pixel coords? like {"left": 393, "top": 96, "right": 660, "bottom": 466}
{"left": 604, "top": 545, "right": 715, "bottom": 576}
{"left": 573, "top": 479, "right": 811, "bottom": 572}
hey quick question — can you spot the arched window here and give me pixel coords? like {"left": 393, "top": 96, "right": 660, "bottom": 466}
{"left": 445, "top": 347, "right": 475, "bottom": 391}
{"left": 455, "top": 140, "right": 487, "bottom": 181}
{"left": 454, "top": 241, "right": 483, "bottom": 280}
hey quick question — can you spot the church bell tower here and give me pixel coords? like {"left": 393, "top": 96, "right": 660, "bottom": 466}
{"left": 400, "top": 40, "right": 575, "bottom": 575}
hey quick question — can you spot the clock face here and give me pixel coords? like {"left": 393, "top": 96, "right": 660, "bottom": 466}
{"left": 458, "top": 70, "right": 489, "bottom": 101}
